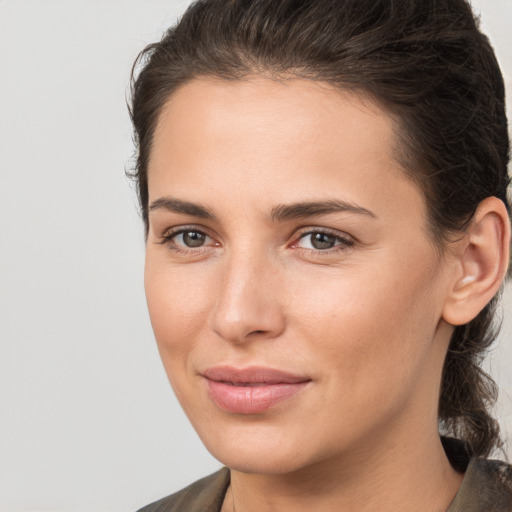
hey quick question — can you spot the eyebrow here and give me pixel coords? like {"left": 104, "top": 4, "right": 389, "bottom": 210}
{"left": 148, "top": 196, "right": 376, "bottom": 222}
{"left": 149, "top": 197, "right": 216, "bottom": 220}
{"left": 270, "top": 200, "right": 377, "bottom": 222}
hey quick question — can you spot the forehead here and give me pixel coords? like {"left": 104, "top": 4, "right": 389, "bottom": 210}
{"left": 148, "top": 77, "right": 423, "bottom": 223}
{"left": 152, "top": 77, "right": 396, "bottom": 158}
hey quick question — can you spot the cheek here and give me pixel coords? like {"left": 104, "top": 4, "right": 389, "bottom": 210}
{"left": 144, "top": 254, "right": 212, "bottom": 371}
{"left": 290, "top": 261, "right": 442, "bottom": 392}
{"left": 144, "top": 259, "right": 217, "bottom": 417}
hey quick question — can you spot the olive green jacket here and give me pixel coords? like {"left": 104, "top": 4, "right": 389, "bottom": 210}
{"left": 138, "top": 448, "right": 512, "bottom": 511}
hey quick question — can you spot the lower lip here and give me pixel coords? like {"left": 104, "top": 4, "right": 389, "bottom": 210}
{"left": 205, "top": 379, "right": 310, "bottom": 414}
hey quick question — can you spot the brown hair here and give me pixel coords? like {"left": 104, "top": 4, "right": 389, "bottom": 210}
{"left": 129, "top": 0, "right": 511, "bottom": 457}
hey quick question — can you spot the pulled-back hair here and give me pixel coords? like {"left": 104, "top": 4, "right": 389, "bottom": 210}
{"left": 129, "top": 0, "right": 511, "bottom": 457}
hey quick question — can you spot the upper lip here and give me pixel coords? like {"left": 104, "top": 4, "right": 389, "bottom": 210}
{"left": 202, "top": 366, "right": 311, "bottom": 384}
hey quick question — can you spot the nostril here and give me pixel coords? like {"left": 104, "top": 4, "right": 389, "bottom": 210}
{"left": 209, "top": 281, "right": 286, "bottom": 342}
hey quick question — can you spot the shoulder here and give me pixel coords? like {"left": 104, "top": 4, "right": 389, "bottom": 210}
{"left": 136, "top": 467, "right": 230, "bottom": 512}
{"left": 448, "top": 457, "right": 512, "bottom": 511}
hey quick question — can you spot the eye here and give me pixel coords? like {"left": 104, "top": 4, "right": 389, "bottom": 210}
{"left": 300, "top": 232, "right": 337, "bottom": 250}
{"left": 158, "top": 227, "right": 217, "bottom": 253}
{"left": 294, "top": 230, "right": 354, "bottom": 252}
{"left": 174, "top": 230, "right": 209, "bottom": 248}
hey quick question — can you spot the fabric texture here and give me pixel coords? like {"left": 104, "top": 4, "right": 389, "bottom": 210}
{"left": 137, "top": 468, "right": 230, "bottom": 512}
{"left": 446, "top": 457, "right": 512, "bottom": 511}
{"left": 137, "top": 442, "right": 512, "bottom": 512}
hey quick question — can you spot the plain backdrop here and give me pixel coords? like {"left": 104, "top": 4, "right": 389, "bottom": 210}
{"left": 0, "top": 1, "right": 511, "bottom": 511}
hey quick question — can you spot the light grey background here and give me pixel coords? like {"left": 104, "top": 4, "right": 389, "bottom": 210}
{"left": 0, "top": 1, "right": 510, "bottom": 511}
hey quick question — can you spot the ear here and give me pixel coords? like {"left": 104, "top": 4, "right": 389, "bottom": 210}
{"left": 442, "top": 196, "right": 511, "bottom": 326}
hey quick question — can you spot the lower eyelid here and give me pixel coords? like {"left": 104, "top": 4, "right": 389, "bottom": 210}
{"left": 295, "top": 242, "right": 355, "bottom": 258}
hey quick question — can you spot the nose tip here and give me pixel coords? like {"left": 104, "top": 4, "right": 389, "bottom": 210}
{"left": 211, "top": 309, "right": 284, "bottom": 343}
{"left": 208, "top": 262, "right": 286, "bottom": 344}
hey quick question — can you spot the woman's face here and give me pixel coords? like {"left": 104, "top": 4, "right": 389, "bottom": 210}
{"left": 145, "top": 78, "right": 455, "bottom": 474}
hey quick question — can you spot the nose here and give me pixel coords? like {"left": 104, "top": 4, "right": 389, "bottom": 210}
{"left": 208, "top": 251, "right": 286, "bottom": 343}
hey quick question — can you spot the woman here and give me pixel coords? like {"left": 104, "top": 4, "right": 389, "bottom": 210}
{"left": 130, "top": 0, "right": 512, "bottom": 510}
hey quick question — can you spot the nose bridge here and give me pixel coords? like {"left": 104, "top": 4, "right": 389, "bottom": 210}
{"left": 209, "top": 245, "right": 285, "bottom": 343}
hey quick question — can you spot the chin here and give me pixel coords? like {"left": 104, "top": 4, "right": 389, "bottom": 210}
{"left": 195, "top": 421, "right": 326, "bottom": 475}
{"left": 211, "top": 447, "right": 309, "bottom": 475}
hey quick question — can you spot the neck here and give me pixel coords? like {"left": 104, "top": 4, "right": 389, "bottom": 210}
{"left": 224, "top": 426, "right": 463, "bottom": 512}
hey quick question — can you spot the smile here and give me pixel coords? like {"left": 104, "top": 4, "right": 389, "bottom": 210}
{"left": 202, "top": 366, "right": 311, "bottom": 414}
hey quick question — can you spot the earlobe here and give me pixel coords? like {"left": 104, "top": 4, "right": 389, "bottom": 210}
{"left": 442, "top": 197, "right": 511, "bottom": 326}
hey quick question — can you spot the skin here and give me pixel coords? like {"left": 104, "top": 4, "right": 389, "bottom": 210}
{"left": 145, "top": 78, "right": 467, "bottom": 511}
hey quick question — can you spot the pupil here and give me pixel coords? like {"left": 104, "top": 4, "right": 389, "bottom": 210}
{"left": 183, "top": 231, "right": 205, "bottom": 247}
{"left": 311, "top": 233, "right": 335, "bottom": 250}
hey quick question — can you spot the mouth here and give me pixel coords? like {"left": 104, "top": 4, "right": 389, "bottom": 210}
{"left": 202, "top": 366, "right": 311, "bottom": 414}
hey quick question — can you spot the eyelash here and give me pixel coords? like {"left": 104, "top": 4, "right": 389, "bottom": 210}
{"left": 157, "top": 226, "right": 355, "bottom": 255}
{"left": 291, "top": 228, "right": 355, "bottom": 255}
{"left": 157, "top": 226, "right": 216, "bottom": 255}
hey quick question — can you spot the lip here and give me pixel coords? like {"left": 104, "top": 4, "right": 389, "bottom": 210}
{"left": 202, "top": 366, "right": 311, "bottom": 414}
